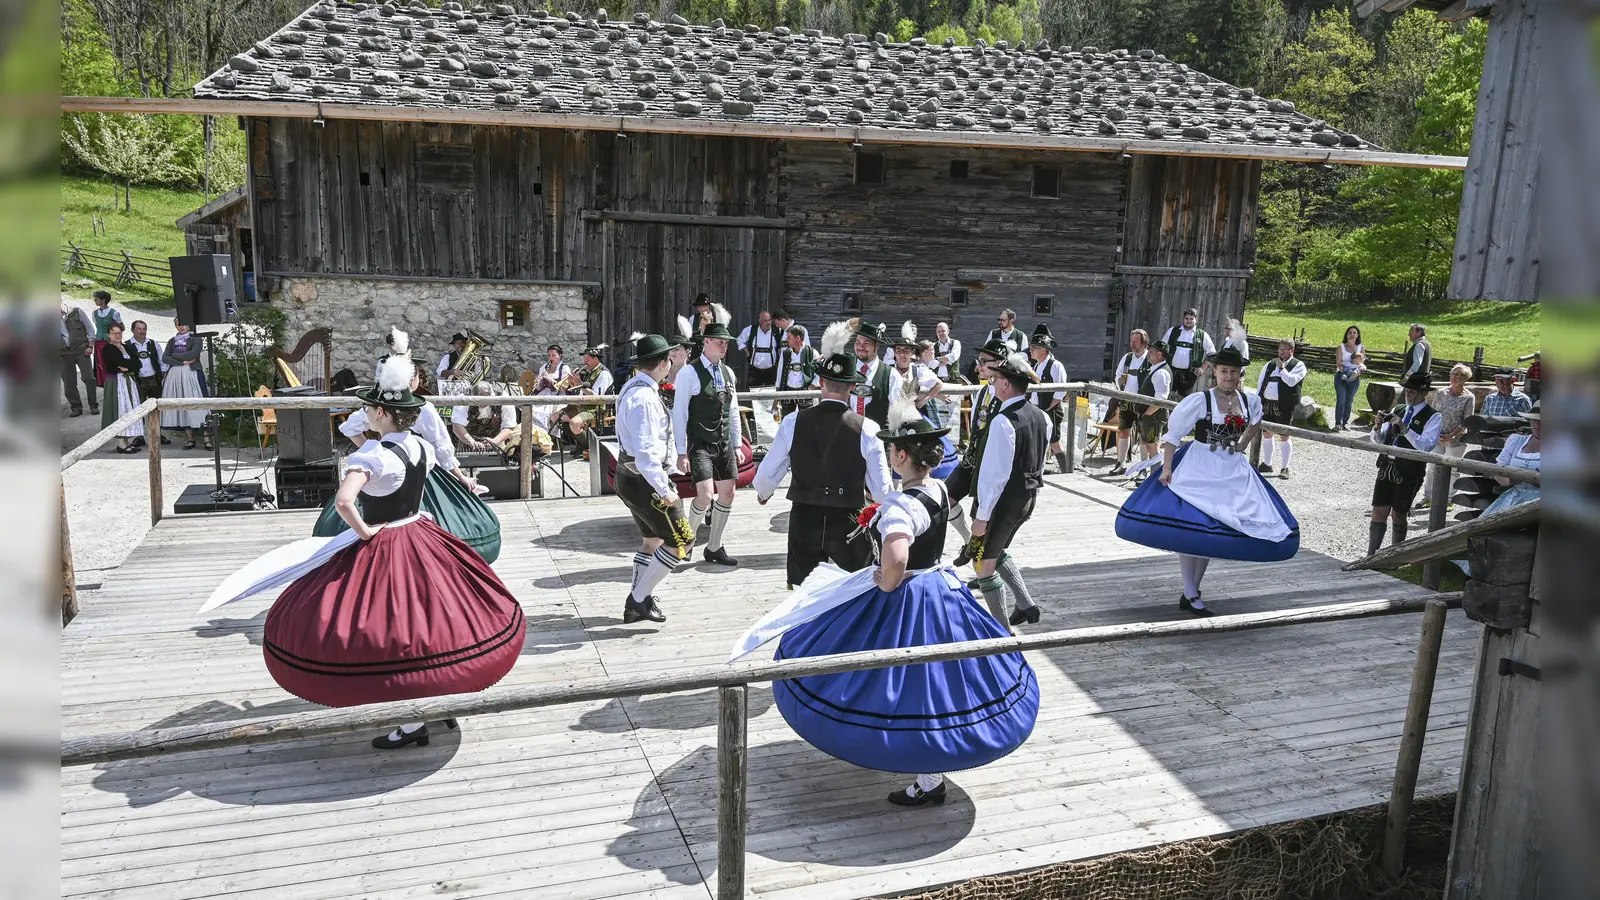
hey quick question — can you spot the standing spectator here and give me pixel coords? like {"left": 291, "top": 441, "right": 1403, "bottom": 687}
{"left": 89, "top": 290, "right": 122, "bottom": 387}
{"left": 1421, "top": 364, "right": 1476, "bottom": 508}
{"left": 1110, "top": 328, "right": 1150, "bottom": 475}
{"left": 1134, "top": 341, "right": 1174, "bottom": 470}
{"left": 1403, "top": 324, "right": 1432, "bottom": 378}
{"left": 774, "top": 324, "right": 818, "bottom": 418}
{"left": 772, "top": 309, "right": 809, "bottom": 347}
{"left": 126, "top": 321, "right": 168, "bottom": 446}
{"left": 1333, "top": 325, "right": 1366, "bottom": 430}
{"left": 1367, "top": 373, "right": 1442, "bottom": 554}
{"left": 98, "top": 322, "right": 144, "bottom": 453}
{"left": 1481, "top": 371, "right": 1533, "bottom": 418}
{"left": 917, "top": 340, "right": 947, "bottom": 428}
{"left": 60, "top": 302, "right": 98, "bottom": 417}
{"left": 1160, "top": 307, "right": 1215, "bottom": 398}
{"left": 161, "top": 321, "right": 212, "bottom": 450}
{"left": 1255, "top": 339, "right": 1307, "bottom": 479}
{"left": 737, "top": 309, "right": 781, "bottom": 389}
{"left": 929, "top": 321, "right": 962, "bottom": 439}
{"left": 1028, "top": 324, "right": 1070, "bottom": 474}
{"left": 984, "top": 309, "right": 1027, "bottom": 355}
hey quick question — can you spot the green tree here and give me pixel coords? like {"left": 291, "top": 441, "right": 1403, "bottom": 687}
{"left": 1278, "top": 8, "right": 1374, "bottom": 128}
{"left": 62, "top": 113, "right": 196, "bottom": 211}
{"left": 894, "top": 16, "right": 919, "bottom": 41}
{"left": 924, "top": 22, "right": 971, "bottom": 45}
{"left": 989, "top": 4, "right": 1023, "bottom": 46}
{"left": 1365, "top": 9, "right": 1453, "bottom": 150}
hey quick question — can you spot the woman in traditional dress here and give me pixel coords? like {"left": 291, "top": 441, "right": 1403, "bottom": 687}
{"left": 732, "top": 388, "right": 1039, "bottom": 807}
{"left": 319, "top": 330, "right": 502, "bottom": 563}
{"left": 1115, "top": 346, "right": 1299, "bottom": 616}
{"left": 98, "top": 322, "right": 144, "bottom": 454}
{"left": 1485, "top": 400, "right": 1540, "bottom": 516}
{"left": 207, "top": 331, "right": 526, "bottom": 749}
{"left": 89, "top": 290, "right": 121, "bottom": 387}
{"left": 161, "top": 320, "right": 211, "bottom": 450}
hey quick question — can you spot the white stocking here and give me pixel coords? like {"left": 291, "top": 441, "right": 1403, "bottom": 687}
{"left": 1279, "top": 439, "right": 1293, "bottom": 471}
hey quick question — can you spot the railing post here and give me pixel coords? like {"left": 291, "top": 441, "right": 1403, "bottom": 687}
{"left": 1062, "top": 390, "right": 1079, "bottom": 474}
{"left": 146, "top": 406, "right": 164, "bottom": 527}
{"left": 1382, "top": 598, "right": 1448, "bottom": 878}
{"left": 1248, "top": 428, "right": 1263, "bottom": 469}
{"left": 518, "top": 415, "right": 534, "bottom": 500}
{"left": 60, "top": 480, "right": 78, "bottom": 626}
{"left": 1422, "top": 461, "right": 1451, "bottom": 590}
{"left": 589, "top": 435, "right": 603, "bottom": 497}
{"left": 716, "top": 684, "right": 749, "bottom": 900}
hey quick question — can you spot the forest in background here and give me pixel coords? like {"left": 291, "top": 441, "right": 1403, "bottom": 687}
{"left": 60, "top": 0, "right": 1486, "bottom": 289}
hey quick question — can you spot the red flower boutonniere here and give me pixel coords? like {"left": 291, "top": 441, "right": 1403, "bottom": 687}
{"left": 1224, "top": 414, "right": 1247, "bottom": 430}
{"left": 857, "top": 504, "right": 881, "bottom": 528}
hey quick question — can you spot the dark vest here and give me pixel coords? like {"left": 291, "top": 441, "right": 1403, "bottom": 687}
{"left": 1032, "top": 356, "right": 1062, "bottom": 407}
{"left": 687, "top": 358, "right": 733, "bottom": 445}
{"left": 787, "top": 402, "right": 868, "bottom": 508}
{"left": 1137, "top": 360, "right": 1170, "bottom": 399}
{"left": 777, "top": 345, "right": 816, "bottom": 390}
{"left": 864, "top": 361, "right": 892, "bottom": 427}
{"left": 873, "top": 487, "right": 948, "bottom": 570}
{"left": 360, "top": 441, "right": 427, "bottom": 524}
{"left": 63, "top": 311, "right": 91, "bottom": 353}
{"left": 1261, "top": 358, "right": 1303, "bottom": 409}
{"left": 1119, "top": 351, "right": 1151, "bottom": 389}
{"left": 1381, "top": 403, "right": 1437, "bottom": 477}
{"left": 960, "top": 385, "right": 1002, "bottom": 467}
{"left": 1164, "top": 326, "right": 1210, "bottom": 372}
{"left": 980, "top": 400, "right": 1047, "bottom": 505}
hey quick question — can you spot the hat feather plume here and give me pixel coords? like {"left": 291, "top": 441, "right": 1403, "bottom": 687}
{"left": 1227, "top": 318, "right": 1248, "bottom": 349}
{"left": 820, "top": 320, "right": 853, "bottom": 359}
{"left": 712, "top": 303, "right": 732, "bottom": 325}
{"left": 676, "top": 315, "right": 692, "bottom": 340}
{"left": 901, "top": 320, "right": 917, "bottom": 343}
{"left": 376, "top": 328, "right": 414, "bottom": 393}
{"left": 627, "top": 331, "right": 645, "bottom": 343}
{"left": 886, "top": 372, "right": 921, "bottom": 435}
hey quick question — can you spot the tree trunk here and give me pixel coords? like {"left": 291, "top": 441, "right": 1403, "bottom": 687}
{"left": 124, "top": 181, "right": 132, "bottom": 213}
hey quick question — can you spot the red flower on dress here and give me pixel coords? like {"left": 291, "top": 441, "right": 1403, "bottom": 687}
{"left": 1224, "top": 414, "right": 1247, "bottom": 430}
{"left": 857, "top": 504, "right": 880, "bottom": 528}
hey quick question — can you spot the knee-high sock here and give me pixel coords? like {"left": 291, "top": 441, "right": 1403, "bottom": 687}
{"left": 629, "top": 551, "right": 651, "bottom": 601}
{"left": 707, "top": 501, "right": 733, "bottom": 551}
{"left": 1368, "top": 520, "right": 1387, "bottom": 556}
{"left": 635, "top": 545, "right": 681, "bottom": 601}
{"left": 1279, "top": 439, "right": 1292, "bottom": 471}
{"left": 948, "top": 502, "right": 971, "bottom": 542}
{"left": 690, "top": 501, "right": 709, "bottom": 530}
{"left": 1260, "top": 437, "right": 1274, "bottom": 468}
{"left": 996, "top": 554, "right": 1036, "bottom": 610}
{"left": 1115, "top": 434, "right": 1129, "bottom": 465}
{"left": 1392, "top": 519, "right": 1408, "bottom": 545}
{"left": 973, "top": 572, "right": 1009, "bottom": 626}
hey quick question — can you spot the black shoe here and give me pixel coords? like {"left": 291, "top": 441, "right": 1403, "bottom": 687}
{"left": 1109, "top": 463, "right": 1127, "bottom": 476}
{"left": 952, "top": 549, "right": 972, "bottom": 568}
{"left": 1179, "top": 594, "right": 1214, "bottom": 617}
{"left": 1009, "top": 605, "right": 1041, "bottom": 626}
{"left": 371, "top": 725, "right": 429, "bottom": 749}
{"left": 443, "top": 718, "right": 458, "bottom": 730}
{"left": 623, "top": 595, "right": 666, "bottom": 624}
{"left": 1255, "top": 462, "right": 1273, "bottom": 474}
{"left": 888, "top": 782, "right": 947, "bottom": 807}
{"left": 69, "top": 408, "right": 83, "bottom": 417}
{"left": 703, "top": 546, "right": 739, "bottom": 567}
{"left": 89, "top": 407, "right": 100, "bottom": 416}
{"left": 159, "top": 435, "right": 172, "bottom": 445}
{"left": 131, "top": 437, "right": 147, "bottom": 448}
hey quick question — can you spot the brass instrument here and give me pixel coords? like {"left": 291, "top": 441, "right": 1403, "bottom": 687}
{"left": 554, "top": 369, "right": 584, "bottom": 392}
{"left": 451, "top": 329, "right": 496, "bottom": 384}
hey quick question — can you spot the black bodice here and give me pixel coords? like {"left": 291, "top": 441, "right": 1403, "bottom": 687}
{"left": 871, "top": 486, "right": 949, "bottom": 570}
{"left": 1192, "top": 390, "right": 1250, "bottom": 448}
{"left": 359, "top": 440, "right": 427, "bottom": 524}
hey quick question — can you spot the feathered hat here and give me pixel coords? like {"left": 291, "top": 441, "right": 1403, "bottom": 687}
{"left": 629, "top": 333, "right": 674, "bottom": 365}
{"left": 892, "top": 320, "right": 919, "bottom": 349}
{"left": 1030, "top": 323, "right": 1057, "bottom": 349}
{"left": 672, "top": 315, "right": 695, "bottom": 348}
{"left": 357, "top": 327, "right": 425, "bottom": 409}
{"left": 988, "top": 350, "right": 1039, "bottom": 386}
{"left": 700, "top": 303, "right": 736, "bottom": 341}
{"left": 814, "top": 320, "right": 868, "bottom": 384}
{"left": 879, "top": 373, "right": 950, "bottom": 444}
{"left": 581, "top": 342, "right": 609, "bottom": 358}
{"left": 853, "top": 316, "right": 888, "bottom": 345}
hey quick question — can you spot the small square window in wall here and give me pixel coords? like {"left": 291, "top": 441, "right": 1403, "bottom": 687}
{"left": 1032, "top": 166, "right": 1061, "bottom": 199}
{"left": 855, "top": 152, "right": 886, "bottom": 185}
{"left": 1034, "top": 294, "right": 1054, "bottom": 316}
{"left": 950, "top": 287, "right": 969, "bottom": 308}
{"left": 500, "top": 299, "right": 531, "bottom": 329}
{"left": 950, "top": 160, "right": 970, "bottom": 180}
{"left": 842, "top": 290, "right": 864, "bottom": 313}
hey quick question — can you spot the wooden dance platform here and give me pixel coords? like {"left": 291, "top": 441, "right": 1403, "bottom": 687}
{"left": 61, "top": 474, "right": 1477, "bottom": 900}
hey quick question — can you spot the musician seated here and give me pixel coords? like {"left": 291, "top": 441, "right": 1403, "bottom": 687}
{"left": 452, "top": 382, "right": 523, "bottom": 453}
{"left": 532, "top": 345, "right": 573, "bottom": 395}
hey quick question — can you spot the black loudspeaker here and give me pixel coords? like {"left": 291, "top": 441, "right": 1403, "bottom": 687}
{"left": 275, "top": 463, "right": 338, "bottom": 510}
{"left": 170, "top": 254, "right": 239, "bottom": 327}
{"left": 272, "top": 386, "right": 335, "bottom": 464}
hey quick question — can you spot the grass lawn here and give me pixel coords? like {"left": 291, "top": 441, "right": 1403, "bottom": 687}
{"left": 60, "top": 175, "right": 218, "bottom": 306}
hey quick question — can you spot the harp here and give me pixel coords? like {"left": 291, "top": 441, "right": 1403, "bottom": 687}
{"left": 268, "top": 328, "right": 334, "bottom": 392}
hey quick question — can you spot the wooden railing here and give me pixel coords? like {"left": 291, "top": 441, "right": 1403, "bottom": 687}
{"left": 61, "top": 243, "right": 169, "bottom": 290}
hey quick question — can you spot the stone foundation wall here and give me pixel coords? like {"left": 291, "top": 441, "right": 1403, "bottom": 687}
{"left": 273, "top": 275, "right": 594, "bottom": 378}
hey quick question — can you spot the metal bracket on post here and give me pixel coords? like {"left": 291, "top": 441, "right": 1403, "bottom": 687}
{"left": 716, "top": 684, "right": 748, "bottom": 900}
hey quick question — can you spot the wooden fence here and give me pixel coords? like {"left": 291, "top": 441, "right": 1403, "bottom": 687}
{"left": 1245, "top": 275, "right": 1451, "bottom": 308}
{"left": 61, "top": 242, "right": 169, "bottom": 290}
{"left": 1244, "top": 334, "right": 1522, "bottom": 383}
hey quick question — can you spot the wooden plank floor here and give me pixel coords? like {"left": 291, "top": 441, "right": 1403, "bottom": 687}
{"left": 61, "top": 474, "right": 1476, "bottom": 900}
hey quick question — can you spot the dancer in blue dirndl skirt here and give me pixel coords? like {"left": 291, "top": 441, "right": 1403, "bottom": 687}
{"left": 734, "top": 401, "right": 1039, "bottom": 807}
{"left": 1115, "top": 347, "right": 1299, "bottom": 616}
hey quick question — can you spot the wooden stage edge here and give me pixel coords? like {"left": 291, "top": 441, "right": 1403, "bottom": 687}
{"left": 60, "top": 473, "right": 1474, "bottom": 900}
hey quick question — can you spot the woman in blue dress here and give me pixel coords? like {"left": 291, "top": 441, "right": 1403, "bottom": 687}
{"left": 1115, "top": 346, "right": 1299, "bottom": 616}
{"left": 733, "top": 390, "right": 1039, "bottom": 807}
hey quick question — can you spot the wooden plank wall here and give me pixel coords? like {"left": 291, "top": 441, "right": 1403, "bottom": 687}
{"left": 1119, "top": 155, "right": 1261, "bottom": 346}
{"left": 780, "top": 141, "right": 1127, "bottom": 377}
{"left": 1450, "top": 0, "right": 1540, "bottom": 302}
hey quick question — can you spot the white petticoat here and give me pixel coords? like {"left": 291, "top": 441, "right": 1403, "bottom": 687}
{"left": 199, "top": 513, "right": 426, "bottom": 612}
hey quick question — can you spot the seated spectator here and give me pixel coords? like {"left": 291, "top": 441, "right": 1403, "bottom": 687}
{"left": 1481, "top": 371, "right": 1533, "bottom": 418}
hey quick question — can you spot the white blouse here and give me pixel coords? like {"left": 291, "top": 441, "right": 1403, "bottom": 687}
{"left": 1495, "top": 432, "right": 1540, "bottom": 471}
{"left": 876, "top": 481, "right": 948, "bottom": 542}
{"left": 340, "top": 402, "right": 458, "bottom": 471}
{"left": 1162, "top": 388, "right": 1263, "bottom": 447}
{"left": 345, "top": 432, "right": 435, "bottom": 497}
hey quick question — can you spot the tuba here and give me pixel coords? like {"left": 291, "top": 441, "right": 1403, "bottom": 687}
{"left": 452, "top": 329, "right": 496, "bottom": 384}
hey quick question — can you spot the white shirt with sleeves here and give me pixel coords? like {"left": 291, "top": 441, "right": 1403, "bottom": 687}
{"left": 876, "top": 481, "right": 948, "bottom": 543}
{"left": 888, "top": 362, "right": 940, "bottom": 399}
{"left": 1496, "top": 432, "right": 1539, "bottom": 470}
{"left": 436, "top": 351, "right": 453, "bottom": 377}
{"left": 975, "top": 396, "right": 1031, "bottom": 521}
{"left": 582, "top": 365, "right": 615, "bottom": 396}
{"left": 615, "top": 372, "right": 677, "bottom": 498}
{"left": 450, "top": 402, "right": 518, "bottom": 431}
{"left": 1374, "top": 402, "right": 1444, "bottom": 453}
{"left": 340, "top": 402, "right": 459, "bottom": 471}
{"left": 1114, "top": 350, "right": 1148, "bottom": 389}
{"left": 1166, "top": 327, "right": 1217, "bottom": 370}
{"left": 671, "top": 356, "right": 742, "bottom": 452}
{"left": 754, "top": 399, "right": 893, "bottom": 503}
{"left": 1145, "top": 363, "right": 1173, "bottom": 404}
{"left": 1034, "top": 356, "right": 1068, "bottom": 404}
{"left": 932, "top": 339, "right": 961, "bottom": 379}
{"left": 1162, "top": 388, "right": 1263, "bottom": 447}
{"left": 1257, "top": 357, "right": 1308, "bottom": 401}
{"left": 345, "top": 432, "right": 436, "bottom": 496}
{"left": 738, "top": 325, "right": 781, "bottom": 370}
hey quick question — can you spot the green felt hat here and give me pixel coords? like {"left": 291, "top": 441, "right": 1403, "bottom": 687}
{"left": 356, "top": 382, "right": 426, "bottom": 410}
{"left": 878, "top": 416, "right": 951, "bottom": 444}
{"left": 630, "top": 333, "right": 674, "bottom": 364}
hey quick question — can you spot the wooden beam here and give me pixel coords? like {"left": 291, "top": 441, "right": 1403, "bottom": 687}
{"left": 58, "top": 96, "right": 1471, "bottom": 171}
{"left": 518, "top": 415, "right": 534, "bottom": 500}
{"left": 59, "top": 594, "right": 1454, "bottom": 765}
{"left": 1114, "top": 264, "right": 1254, "bottom": 278}
{"left": 1382, "top": 598, "right": 1449, "bottom": 878}
{"left": 59, "top": 399, "right": 157, "bottom": 472}
{"left": 259, "top": 270, "right": 600, "bottom": 288}
{"left": 580, "top": 209, "right": 794, "bottom": 229}
{"left": 1423, "top": 461, "right": 1452, "bottom": 589}
{"left": 717, "top": 685, "right": 749, "bottom": 900}
{"left": 146, "top": 407, "right": 164, "bottom": 528}
{"left": 1342, "top": 500, "right": 1541, "bottom": 571}
{"left": 59, "top": 480, "right": 77, "bottom": 626}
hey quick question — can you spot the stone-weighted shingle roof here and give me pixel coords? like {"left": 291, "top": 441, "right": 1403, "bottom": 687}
{"left": 196, "top": 0, "right": 1374, "bottom": 152}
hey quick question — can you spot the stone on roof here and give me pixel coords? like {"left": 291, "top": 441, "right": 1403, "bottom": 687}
{"left": 196, "top": 0, "right": 1374, "bottom": 151}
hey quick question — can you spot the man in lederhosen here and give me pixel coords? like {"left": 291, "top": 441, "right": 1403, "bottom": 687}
{"left": 1028, "top": 324, "right": 1069, "bottom": 474}
{"left": 738, "top": 309, "right": 781, "bottom": 389}
{"left": 846, "top": 318, "right": 894, "bottom": 426}
{"left": 1109, "top": 329, "right": 1150, "bottom": 475}
{"left": 774, "top": 324, "right": 818, "bottom": 419}
{"left": 1134, "top": 340, "right": 1173, "bottom": 471}
{"left": 1256, "top": 339, "right": 1308, "bottom": 479}
{"left": 1162, "top": 307, "right": 1215, "bottom": 399}
{"left": 672, "top": 306, "right": 742, "bottom": 566}
{"left": 754, "top": 320, "right": 893, "bottom": 587}
{"left": 948, "top": 338, "right": 1009, "bottom": 566}
{"left": 965, "top": 352, "right": 1051, "bottom": 631}
{"left": 1367, "top": 372, "right": 1443, "bottom": 554}
{"left": 614, "top": 334, "right": 696, "bottom": 624}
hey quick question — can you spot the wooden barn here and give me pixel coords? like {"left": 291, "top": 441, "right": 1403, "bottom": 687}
{"left": 174, "top": 0, "right": 1457, "bottom": 375}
